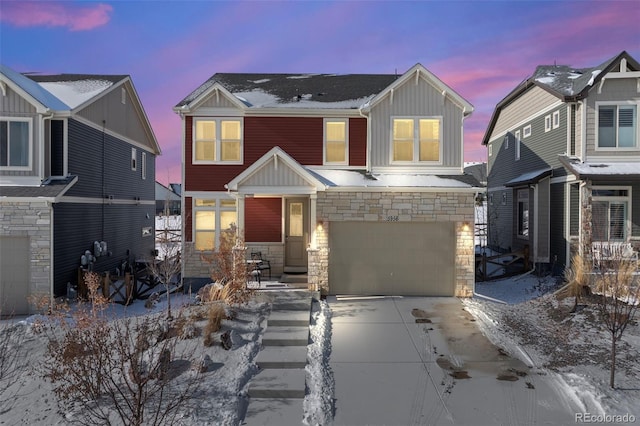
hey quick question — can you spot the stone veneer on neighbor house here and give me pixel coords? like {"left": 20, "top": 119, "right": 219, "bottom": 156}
{"left": 307, "top": 191, "right": 476, "bottom": 297}
{"left": 0, "top": 201, "right": 52, "bottom": 312}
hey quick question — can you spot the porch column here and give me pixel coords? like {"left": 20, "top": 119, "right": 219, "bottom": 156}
{"left": 310, "top": 194, "right": 317, "bottom": 249}
{"left": 237, "top": 194, "right": 245, "bottom": 239}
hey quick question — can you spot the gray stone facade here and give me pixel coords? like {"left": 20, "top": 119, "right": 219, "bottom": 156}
{"left": 0, "top": 201, "right": 52, "bottom": 313}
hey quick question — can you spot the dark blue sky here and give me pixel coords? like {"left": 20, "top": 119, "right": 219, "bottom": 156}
{"left": 2, "top": 0, "right": 639, "bottom": 184}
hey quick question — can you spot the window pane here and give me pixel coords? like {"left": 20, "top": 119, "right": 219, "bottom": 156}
{"left": 220, "top": 211, "right": 236, "bottom": 230}
{"left": 196, "top": 121, "right": 215, "bottom": 140}
{"left": 326, "top": 121, "right": 345, "bottom": 141}
{"left": 220, "top": 199, "right": 236, "bottom": 207}
{"left": 393, "top": 119, "right": 413, "bottom": 139}
{"left": 598, "top": 107, "right": 616, "bottom": 147}
{"left": 9, "top": 121, "right": 28, "bottom": 166}
{"left": 0, "top": 121, "right": 7, "bottom": 166}
{"left": 326, "top": 141, "right": 346, "bottom": 162}
{"left": 609, "top": 202, "right": 626, "bottom": 240}
{"left": 289, "top": 202, "right": 303, "bottom": 237}
{"left": 393, "top": 141, "right": 413, "bottom": 161}
{"left": 592, "top": 201, "right": 609, "bottom": 241}
{"left": 195, "top": 199, "right": 216, "bottom": 207}
{"left": 419, "top": 141, "right": 439, "bottom": 161}
{"left": 195, "top": 231, "right": 215, "bottom": 251}
{"left": 618, "top": 106, "right": 636, "bottom": 148}
{"left": 195, "top": 211, "right": 215, "bottom": 230}
{"left": 419, "top": 119, "right": 439, "bottom": 141}
{"left": 221, "top": 121, "right": 241, "bottom": 140}
{"left": 196, "top": 140, "right": 215, "bottom": 161}
{"left": 221, "top": 141, "right": 240, "bottom": 161}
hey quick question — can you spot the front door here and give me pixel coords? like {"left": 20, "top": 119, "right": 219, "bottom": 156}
{"left": 285, "top": 198, "right": 308, "bottom": 268}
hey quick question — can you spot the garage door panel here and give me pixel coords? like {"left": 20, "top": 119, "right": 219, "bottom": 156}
{"left": 0, "top": 237, "right": 30, "bottom": 315}
{"left": 329, "top": 222, "right": 455, "bottom": 296}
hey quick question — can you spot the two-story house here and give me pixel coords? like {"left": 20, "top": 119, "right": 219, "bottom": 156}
{"left": 0, "top": 64, "right": 160, "bottom": 314}
{"left": 482, "top": 51, "right": 640, "bottom": 274}
{"left": 175, "top": 64, "right": 480, "bottom": 297}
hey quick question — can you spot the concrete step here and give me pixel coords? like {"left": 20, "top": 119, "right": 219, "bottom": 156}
{"left": 268, "top": 310, "right": 311, "bottom": 327}
{"left": 255, "top": 346, "right": 308, "bottom": 369}
{"left": 243, "top": 398, "right": 304, "bottom": 425}
{"left": 262, "top": 325, "right": 309, "bottom": 346}
{"left": 248, "top": 369, "right": 306, "bottom": 399}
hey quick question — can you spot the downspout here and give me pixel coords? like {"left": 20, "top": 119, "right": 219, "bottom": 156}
{"left": 41, "top": 111, "right": 54, "bottom": 181}
{"left": 49, "top": 201, "right": 55, "bottom": 308}
{"left": 359, "top": 107, "right": 371, "bottom": 173}
{"left": 579, "top": 100, "right": 587, "bottom": 161}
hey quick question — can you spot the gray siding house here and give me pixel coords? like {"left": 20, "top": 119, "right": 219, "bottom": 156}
{"left": 0, "top": 65, "right": 160, "bottom": 314}
{"left": 482, "top": 51, "right": 640, "bottom": 273}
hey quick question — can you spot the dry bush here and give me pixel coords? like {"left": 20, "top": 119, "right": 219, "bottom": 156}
{"left": 203, "top": 304, "right": 226, "bottom": 347}
{"left": 558, "top": 253, "right": 592, "bottom": 312}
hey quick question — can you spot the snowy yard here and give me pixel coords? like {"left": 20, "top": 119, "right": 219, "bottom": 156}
{"left": 1, "top": 273, "right": 638, "bottom": 425}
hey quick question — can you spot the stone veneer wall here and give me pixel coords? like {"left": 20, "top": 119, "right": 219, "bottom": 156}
{"left": 308, "top": 191, "right": 475, "bottom": 297}
{"left": 0, "top": 201, "right": 52, "bottom": 313}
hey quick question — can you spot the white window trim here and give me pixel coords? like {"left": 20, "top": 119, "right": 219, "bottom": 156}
{"left": 488, "top": 143, "right": 493, "bottom": 157}
{"left": 121, "top": 87, "right": 126, "bottom": 105}
{"left": 192, "top": 117, "right": 244, "bottom": 165}
{"left": 552, "top": 110, "right": 560, "bottom": 129}
{"left": 515, "top": 130, "right": 521, "bottom": 161}
{"left": 141, "top": 152, "right": 146, "bottom": 179}
{"left": 192, "top": 196, "right": 237, "bottom": 251}
{"left": 523, "top": 124, "right": 532, "bottom": 138}
{"left": 0, "top": 116, "right": 32, "bottom": 171}
{"left": 389, "top": 116, "right": 443, "bottom": 165}
{"left": 592, "top": 185, "right": 632, "bottom": 241}
{"left": 323, "top": 118, "right": 349, "bottom": 165}
{"left": 544, "top": 115, "right": 552, "bottom": 132}
{"left": 594, "top": 101, "right": 639, "bottom": 151}
{"left": 131, "top": 147, "right": 137, "bottom": 171}
{"left": 503, "top": 134, "right": 509, "bottom": 150}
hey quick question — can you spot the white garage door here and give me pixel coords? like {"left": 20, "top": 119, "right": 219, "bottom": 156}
{"left": 329, "top": 222, "right": 455, "bottom": 296}
{"left": 0, "top": 237, "right": 30, "bottom": 315}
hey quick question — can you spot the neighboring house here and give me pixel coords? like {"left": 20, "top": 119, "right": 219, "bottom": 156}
{"left": 155, "top": 181, "right": 181, "bottom": 215}
{"left": 0, "top": 64, "right": 160, "bottom": 314}
{"left": 174, "top": 64, "right": 480, "bottom": 297}
{"left": 482, "top": 51, "right": 640, "bottom": 274}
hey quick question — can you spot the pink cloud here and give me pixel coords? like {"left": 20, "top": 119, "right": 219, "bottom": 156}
{"left": 1, "top": 2, "right": 112, "bottom": 31}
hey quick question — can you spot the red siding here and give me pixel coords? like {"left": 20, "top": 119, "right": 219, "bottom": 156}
{"left": 245, "top": 198, "right": 282, "bottom": 242}
{"left": 349, "top": 117, "right": 366, "bottom": 166}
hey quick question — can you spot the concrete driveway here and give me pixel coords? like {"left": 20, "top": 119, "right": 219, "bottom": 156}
{"left": 327, "top": 296, "right": 581, "bottom": 426}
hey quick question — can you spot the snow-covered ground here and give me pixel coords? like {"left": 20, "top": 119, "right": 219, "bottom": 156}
{"left": 1, "top": 274, "right": 638, "bottom": 424}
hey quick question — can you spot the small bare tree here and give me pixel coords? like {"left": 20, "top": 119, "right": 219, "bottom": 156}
{"left": 43, "top": 272, "right": 203, "bottom": 425}
{"left": 592, "top": 255, "right": 640, "bottom": 388}
{"left": 148, "top": 209, "right": 182, "bottom": 319}
{"left": 0, "top": 313, "right": 27, "bottom": 415}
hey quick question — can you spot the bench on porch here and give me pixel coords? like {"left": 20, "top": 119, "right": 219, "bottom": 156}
{"left": 592, "top": 242, "right": 639, "bottom": 270}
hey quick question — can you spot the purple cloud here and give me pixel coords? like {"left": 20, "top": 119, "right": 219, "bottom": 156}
{"left": 1, "top": 2, "right": 112, "bottom": 31}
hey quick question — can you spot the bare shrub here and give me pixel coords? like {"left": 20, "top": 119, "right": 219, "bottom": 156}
{"left": 0, "top": 315, "right": 28, "bottom": 415}
{"left": 42, "top": 272, "right": 203, "bottom": 425}
{"left": 203, "top": 304, "right": 226, "bottom": 347}
{"left": 558, "top": 253, "right": 592, "bottom": 312}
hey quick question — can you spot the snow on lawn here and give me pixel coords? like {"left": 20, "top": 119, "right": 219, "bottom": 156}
{"left": 467, "top": 273, "right": 640, "bottom": 419}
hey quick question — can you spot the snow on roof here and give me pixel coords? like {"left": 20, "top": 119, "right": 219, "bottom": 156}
{"left": 307, "top": 169, "right": 477, "bottom": 188}
{"left": 39, "top": 79, "right": 113, "bottom": 109}
{"left": 505, "top": 168, "right": 552, "bottom": 186}
{"left": 0, "top": 64, "right": 70, "bottom": 110}
{"left": 234, "top": 89, "right": 372, "bottom": 109}
{"left": 565, "top": 161, "right": 640, "bottom": 176}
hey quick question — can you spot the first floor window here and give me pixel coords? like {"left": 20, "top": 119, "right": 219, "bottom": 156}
{"left": 592, "top": 188, "right": 629, "bottom": 241}
{"left": 193, "top": 198, "right": 237, "bottom": 251}
{"left": 598, "top": 105, "right": 637, "bottom": 148}
{"left": 0, "top": 119, "right": 30, "bottom": 167}
{"left": 392, "top": 117, "right": 441, "bottom": 162}
{"left": 194, "top": 118, "right": 242, "bottom": 163}
{"left": 517, "top": 189, "right": 529, "bottom": 237}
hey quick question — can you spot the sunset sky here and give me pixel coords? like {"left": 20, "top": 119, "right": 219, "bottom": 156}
{"left": 2, "top": 0, "right": 639, "bottom": 185}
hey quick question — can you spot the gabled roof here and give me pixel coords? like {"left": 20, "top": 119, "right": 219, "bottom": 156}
{"left": 482, "top": 51, "right": 639, "bottom": 145}
{"left": 175, "top": 72, "right": 398, "bottom": 111}
{"left": 0, "top": 64, "right": 70, "bottom": 111}
{"left": 27, "top": 73, "right": 126, "bottom": 110}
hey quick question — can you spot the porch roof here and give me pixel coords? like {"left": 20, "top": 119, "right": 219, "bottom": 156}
{"left": 0, "top": 176, "right": 78, "bottom": 201}
{"left": 559, "top": 156, "right": 640, "bottom": 180}
{"left": 505, "top": 168, "right": 552, "bottom": 187}
{"left": 308, "top": 169, "right": 481, "bottom": 189}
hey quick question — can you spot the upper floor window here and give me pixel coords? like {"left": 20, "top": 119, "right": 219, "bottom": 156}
{"left": 391, "top": 117, "right": 441, "bottom": 163}
{"left": 552, "top": 110, "right": 560, "bottom": 129}
{"left": 545, "top": 115, "right": 552, "bottom": 132}
{"left": 523, "top": 125, "right": 532, "bottom": 138}
{"left": 193, "top": 198, "right": 237, "bottom": 251}
{"left": 141, "top": 152, "right": 147, "bottom": 180}
{"left": 193, "top": 118, "right": 242, "bottom": 163}
{"left": 515, "top": 130, "right": 521, "bottom": 160}
{"left": 597, "top": 104, "right": 637, "bottom": 149}
{"left": 0, "top": 118, "right": 30, "bottom": 169}
{"left": 131, "top": 147, "right": 137, "bottom": 171}
{"left": 324, "top": 119, "right": 348, "bottom": 164}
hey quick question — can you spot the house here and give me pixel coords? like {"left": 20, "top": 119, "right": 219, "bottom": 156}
{"left": 0, "top": 64, "right": 160, "bottom": 314}
{"left": 174, "top": 64, "right": 480, "bottom": 297}
{"left": 482, "top": 51, "right": 640, "bottom": 274}
{"left": 155, "top": 181, "right": 181, "bottom": 215}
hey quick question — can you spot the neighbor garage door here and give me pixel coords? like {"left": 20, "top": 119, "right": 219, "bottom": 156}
{"left": 329, "top": 222, "right": 455, "bottom": 296}
{"left": 0, "top": 236, "right": 30, "bottom": 315}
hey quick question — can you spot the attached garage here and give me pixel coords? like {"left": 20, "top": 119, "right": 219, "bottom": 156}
{"left": 0, "top": 236, "right": 30, "bottom": 315}
{"left": 329, "top": 221, "right": 456, "bottom": 296}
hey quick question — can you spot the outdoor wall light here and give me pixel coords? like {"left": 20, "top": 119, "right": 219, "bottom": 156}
{"left": 462, "top": 222, "right": 470, "bottom": 232}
